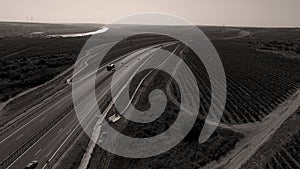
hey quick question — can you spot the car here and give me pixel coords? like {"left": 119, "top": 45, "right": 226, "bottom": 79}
{"left": 106, "top": 63, "right": 115, "bottom": 71}
{"left": 24, "top": 160, "right": 38, "bottom": 169}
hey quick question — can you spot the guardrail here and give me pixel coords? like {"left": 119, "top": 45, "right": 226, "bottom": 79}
{"left": 0, "top": 105, "right": 74, "bottom": 169}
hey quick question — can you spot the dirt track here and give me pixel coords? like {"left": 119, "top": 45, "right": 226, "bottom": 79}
{"left": 221, "top": 28, "right": 252, "bottom": 40}
{"left": 161, "top": 29, "right": 300, "bottom": 169}
{"left": 202, "top": 88, "right": 300, "bottom": 169}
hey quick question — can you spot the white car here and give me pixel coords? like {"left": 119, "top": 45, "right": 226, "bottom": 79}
{"left": 24, "top": 160, "right": 38, "bottom": 169}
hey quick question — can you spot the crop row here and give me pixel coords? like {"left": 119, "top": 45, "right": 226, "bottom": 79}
{"left": 265, "top": 131, "right": 300, "bottom": 169}
{"left": 181, "top": 45, "right": 300, "bottom": 124}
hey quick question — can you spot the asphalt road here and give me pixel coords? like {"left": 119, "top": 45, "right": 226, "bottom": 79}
{"left": 0, "top": 42, "right": 176, "bottom": 169}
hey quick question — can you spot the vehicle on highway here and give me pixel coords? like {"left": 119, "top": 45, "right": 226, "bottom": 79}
{"left": 24, "top": 160, "right": 38, "bottom": 169}
{"left": 106, "top": 63, "right": 115, "bottom": 71}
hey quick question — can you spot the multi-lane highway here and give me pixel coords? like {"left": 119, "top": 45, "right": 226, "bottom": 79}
{"left": 0, "top": 41, "right": 177, "bottom": 169}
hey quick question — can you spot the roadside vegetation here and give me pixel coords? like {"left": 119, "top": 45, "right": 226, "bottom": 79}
{"left": 86, "top": 44, "right": 243, "bottom": 169}
{"left": 0, "top": 22, "right": 102, "bottom": 37}
{"left": 0, "top": 33, "right": 174, "bottom": 102}
{"left": 54, "top": 35, "right": 175, "bottom": 169}
{"left": 66, "top": 27, "right": 300, "bottom": 169}
{"left": 0, "top": 37, "right": 89, "bottom": 102}
{"left": 1, "top": 23, "right": 300, "bottom": 169}
{"left": 255, "top": 40, "right": 300, "bottom": 53}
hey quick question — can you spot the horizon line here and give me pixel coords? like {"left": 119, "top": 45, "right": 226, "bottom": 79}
{"left": 0, "top": 20, "right": 299, "bottom": 29}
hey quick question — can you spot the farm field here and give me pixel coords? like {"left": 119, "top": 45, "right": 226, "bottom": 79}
{"left": 185, "top": 37, "right": 300, "bottom": 124}
{"left": 0, "top": 22, "right": 299, "bottom": 169}
{"left": 242, "top": 107, "right": 300, "bottom": 169}
{"left": 85, "top": 26, "right": 300, "bottom": 169}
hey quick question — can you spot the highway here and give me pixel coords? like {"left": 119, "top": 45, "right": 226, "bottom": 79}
{"left": 0, "top": 41, "right": 177, "bottom": 169}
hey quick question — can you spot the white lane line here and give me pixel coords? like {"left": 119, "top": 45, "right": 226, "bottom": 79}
{"left": 2, "top": 41, "right": 141, "bottom": 143}
{"left": 43, "top": 45, "right": 165, "bottom": 168}
{"left": 15, "top": 134, "right": 24, "bottom": 141}
{"left": 117, "top": 44, "right": 179, "bottom": 115}
{"left": 72, "top": 42, "right": 172, "bottom": 84}
{"left": 48, "top": 99, "right": 101, "bottom": 162}
{"left": 10, "top": 42, "right": 176, "bottom": 169}
{"left": 78, "top": 44, "right": 178, "bottom": 169}
{"left": 66, "top": 129, "right": 72, "bottom": 135}
{"left": 6, "top": 84, "right": 100, "bottom": 169}
{"left": 6, "top": 106, "right": 73, "bottom": 169}
{"left": 39, "top": 117, "right": 46, "bottom": 122}
{"left": 0, "top": 44, "right": 112, "bottom": 144}
{"left": 0, "top": 96, "right": 70, "bottom": 144}
{"left": 57, "top": 128, "right": 64, "bottom": 134}
{"left": 45, "top": 150, "right": 53, "bottom": 158}
{"left": 34, "top": 149, "right": 42, "bottom": 156}
{"left": 42, "top": 164, "right": 47, "bottom": 169}
{"left": 1, "top": 42, "right": 174, "bottom": 145}
{"left": 45, "top": 46, "right": 156, "bottom": 164}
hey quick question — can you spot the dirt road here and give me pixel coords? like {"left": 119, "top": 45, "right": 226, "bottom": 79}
{"left": 202, "top": 88, "right": 300, "bottom": 169}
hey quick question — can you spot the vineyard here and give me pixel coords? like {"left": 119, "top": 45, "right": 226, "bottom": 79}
{"left": 88, "top": 37, "right": 300, "bottom": 168}
{"left": 265, "top": 131, "right": 300, "bottom": 169}
{"left": 241, "top": 107, "right": 300, "bottom": 169}
{"left": 182, "top": 39, "right": 300, "bottom": 124}
{"left": 85, "top": 44, "right": 244, "bottom": 169}
{"left": 2, "top": 21, "right": 300, "bottom": 169}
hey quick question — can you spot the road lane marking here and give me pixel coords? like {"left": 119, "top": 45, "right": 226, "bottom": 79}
{"left": 0, "top": 95, "right": 70, "bottom": 144}
{"left": 44, "top": 44, "right": 172, "bottom": 168}
{"left": 0, "top": 42, "right": 116, "bottom": 144}
{"left": 42, "top": 164, "right": 47, "bottom": 169}
{"left": 45, "top": 150, "right": 53, "bottom": 158}
{"left": 39, "top": 117, "right": 46, "bottom": 122}
{"left": 46, "top": 46, "right": 158, "bottom": 162}
{"left": 1, "top": 42, "right": 173, "bottom": 145}
{"left": 6, "top": 107, "right": 74, "bottom": 169}
{"left": 5, "top": 42, "right": 176, "bottom": 169}
{"left": 73, "top": 42, "right": 172, "bottom": 84}
{"left": 34, "top": 149, "right": 42, "bottom": 156}
{"left": 57, "top": 128, "right": 64, "bottom": 134}
{"left": 3, "top": 44, "right": 124, "bottom": 167}
{"left": 67, "top": 129, "right": 72, "bottom": 135}
{"left": 0, "top": 65, "right": 98, "bottom": 145}
{"left": 6, "top": 74, "right": 107, "bottom": 167}
{"left": 77, "top": 44, "right": 179, "bottom": 169}
{"left": 117, "top": 44, "right": 179, "bottom": 116}
{"left": 15, "top": 134, "right": 24, "bottom": 140}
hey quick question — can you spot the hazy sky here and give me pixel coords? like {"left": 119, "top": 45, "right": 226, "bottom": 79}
{"left": 0, "top": 0, "right": 299, "bottom": 27}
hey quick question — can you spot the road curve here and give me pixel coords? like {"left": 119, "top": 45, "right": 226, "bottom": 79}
{"left": 0, "top": 42, "right": 176, "bottom": 169}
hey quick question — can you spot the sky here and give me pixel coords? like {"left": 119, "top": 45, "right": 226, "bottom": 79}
{"left": 0, "top": 0, "right": 299, "bottom": 27}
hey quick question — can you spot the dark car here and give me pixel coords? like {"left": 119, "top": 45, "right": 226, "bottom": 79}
{"left": 106, "top": 64, "right": 115, "bottom": 71}
{"left": 24, "top": 161, "right": 38, "bottom": 169}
